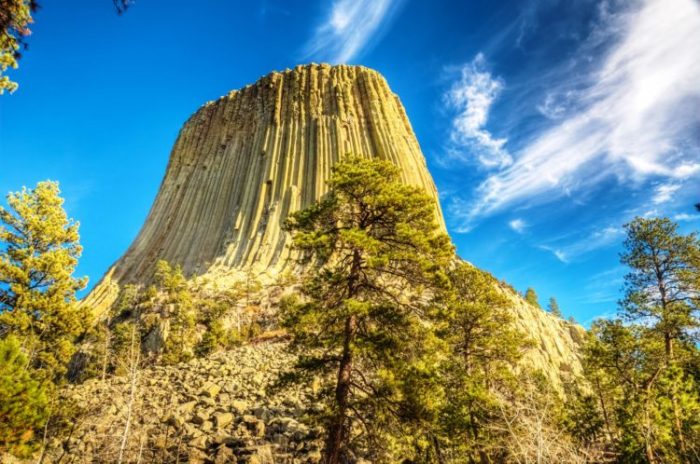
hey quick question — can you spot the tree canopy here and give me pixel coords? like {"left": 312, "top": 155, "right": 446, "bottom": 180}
{"left": 524, "top": 287, "right": 540, "bottom": 308}
{"left": 281, "top": 156, "right": 454, "bottom": 463}
{"left": 0, "top": 180, "right": 88, "bottom": 381}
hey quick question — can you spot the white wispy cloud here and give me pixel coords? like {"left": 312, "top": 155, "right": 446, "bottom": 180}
{"left": 450, "top": 0, "right": 700, "bottom": 229}
{"left": 443, "top": 54, "right": 512, "bottom": 168}
{"left": 651, "top": 182, "right": 681, "bottom": 205}
{"left": 509, "top": 218, "right": 526, "bottom": 233}
{"left": 674, "top": 213, "right": 700, "bottom": 222}
{"left": 302, "top": 0, "right": 404, "bottom": 63}
{"left": 540, "top": 226, "right": 623, "bottom": 263}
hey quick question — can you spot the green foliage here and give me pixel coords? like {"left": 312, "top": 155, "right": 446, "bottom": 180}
{"left": 621, "top": 217, "right": 699, "bottom": 361}
{"left": 580, "top": 216, "right": 700, "bottom": 463}
{"left": 548, "top": 296, "right": 562, "bottom": 317}
{"left": 154, "top": 260, "right": 197, "bottom": 364}
{"left": 0, "top": 0, "right": 36, "bottom": 94}
{"left": 0, "top": 181, "right": 88, "bottom": 382}
{"left": 79, "top": 262, "right": 257, "bottom": 377}
{"left": 563, "top": 387, "right": 605, "bottom": 447}
{"left": 0, "top": 335, "right": 48, "bottom": 457}
{"left": 281, "top": 156, "right": 454, "bottom": 462}
{"left": 524, "top": 287, "right": 540, "bottom": 308}
{"left": 432, "top": 261, "right": 527, "bottom": 461}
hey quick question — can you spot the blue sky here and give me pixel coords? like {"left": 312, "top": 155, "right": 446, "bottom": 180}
{"left": 0, "top": 0, "right": 698, "bottom": 325}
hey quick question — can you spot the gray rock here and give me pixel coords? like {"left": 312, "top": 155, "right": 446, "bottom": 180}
{"left": 213, "top": 411, "right": 234, "bottom": 428}
{"left": 179, "top": 400, "right": 197, "bottom": 414}
{"left": 189, "top": 434, "right": 209, "bottom": 450}
{"left": 199, "top": 381, "right": 221, "bottom": 398}
{"left": 191, "top": 411, "right": 209, "bottom": 425}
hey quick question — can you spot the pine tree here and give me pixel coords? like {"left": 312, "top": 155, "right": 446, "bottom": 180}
{"left": 620, "top": 217, "right": 699, "bottom": 362}
{"left": 0, "top": 181, "right": 88, "bottom": 382}
{"left": 581, "top": 216, "right": 700, "bottom": 462}
{"left": 434, "top": 262, "right": 526, "bottom": 462}
{"left": 281, "top": 157, "right": 453, "bottom": 463}
{"left": 0, "top": 335, "right": 48, "bottom": 457}
{"left": 620, "top": 217, "right": 700, "bottom": 457}
{"left": 153, "top": 260, "right": 196, "bottom": 364}
{"left": 548, "top": 297, "right": 562, "bottom": 317}
{"left": 524, "top": 287, "right": 540, "bottom": 308}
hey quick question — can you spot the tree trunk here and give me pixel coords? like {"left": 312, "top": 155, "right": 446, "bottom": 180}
{"left": 643, "top": 383, "right": 657, "bottom": 464}
{"left": 664, "top": 332, "right": 673, "bottom": 361}
{"left": 593, "top": 377, "right": 614, "bottom": 443}
{"left": 665, "top": 333, "right": 688, "bottom": 457}
{"left": 118, "top": 324, "right": 140, "bottom": 464}
{"left": 324, "top": 314, "right": 357, "bottom": 464}
{"left": 102, "top": 320, "right": 111, "bottom": 381}
{"left": 658, "top": 266, "right": 687, "bottom": 459}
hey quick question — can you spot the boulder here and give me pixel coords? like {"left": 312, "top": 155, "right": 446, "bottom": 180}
{"left": 213, "top": 411, "right": 234, "bottom": 429}
{"left": 199, "top": 381, "right": 221, "bottom": 398}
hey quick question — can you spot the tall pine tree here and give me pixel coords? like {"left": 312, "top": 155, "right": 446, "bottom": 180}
{"left": 0, "top": 181, "right": 88, "bottom": 382}
{"left": 281, "top": 157, "right": 453, "bottom": 463}
{"left": 619, "top": 217, "right": 700, "bottom": 458}
{"left": 582, "top": 217, "right": 700, "bottom": 463}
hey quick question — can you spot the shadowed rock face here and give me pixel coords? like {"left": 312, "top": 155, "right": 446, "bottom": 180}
{"left": 84, "top": 64, "right": 583, "bottom": 386}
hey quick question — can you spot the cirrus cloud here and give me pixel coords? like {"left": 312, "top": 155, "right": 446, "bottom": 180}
{"left": 302, "top": 0, "right": 405, "bottom": 63}
{"left": 443, "top": 54, "right": 512, "bottom": 169}
{"left": 449, "top": 0, "right": 700, "bottom": 230}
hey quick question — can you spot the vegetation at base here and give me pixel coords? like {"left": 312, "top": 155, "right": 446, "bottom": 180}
{"left": 280, "top": 156, "right": 455, "bottom": 463}
{"left": 427, "top": 261, "right": 531, "bottom": 462}
{"left": 0, "top": 335, "right": 48, "bottom": 457}
{"left": 279, "top": 157, "right": 592, "bottom": 463}
{"left": 1, "top": 166, "right": 698, "bottom": 463}
{"left": 75, "top": 261, "right": 265, "bottom": 380}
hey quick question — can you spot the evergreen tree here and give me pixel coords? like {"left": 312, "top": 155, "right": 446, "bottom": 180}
{"left": 620, "top": 217, "right": 699, "bottom": 362}
{"left": 524, "top": 287, "right": 540, "bottom": 308}
{"left": 0, "top": 0, "right": 36, "bottom": 94}
{"left": 149, "top": 260, "right": 196, "bottom": 364}
{"left": 548, "top": 297, "right": 562, "bottom": 317}
{"left": 433, "top": 262, "right": 526, "bottom": 462}
{"left": 0, "top": 181, "right": 88, "bottom": 382}
{"left": 281, "top": 157, "right": 453, "bottom": 463}
{"left": 0, "top": 335, "right": 48, "bottom": 457}
{"left": 581, "top": 216, "right": 700, "bottom": 463}
{"left": 620, "top": 217, "right": 700, "bottom": 456}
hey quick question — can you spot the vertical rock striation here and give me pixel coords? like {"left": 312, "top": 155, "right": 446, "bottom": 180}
{"left": 100, "top": 64, "right": 443, "bottom": 289}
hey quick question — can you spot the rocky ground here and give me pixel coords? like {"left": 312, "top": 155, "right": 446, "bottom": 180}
{"left": 35, "top": 341, "right": 323, "bottom": 464}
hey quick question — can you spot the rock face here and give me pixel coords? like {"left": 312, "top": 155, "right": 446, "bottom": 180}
{"left": 84, "top": 63, "right": 583, "bottom": 385}
{"left": 86, "top": 63, "right": 445, "bottom": 313}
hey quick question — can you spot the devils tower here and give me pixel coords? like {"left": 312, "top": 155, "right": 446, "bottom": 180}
{"left": 86, "top": 64, "right": 445, "bottom": 311}
{"left": 85, "top": 63, "right": 583, "bottom": 385}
